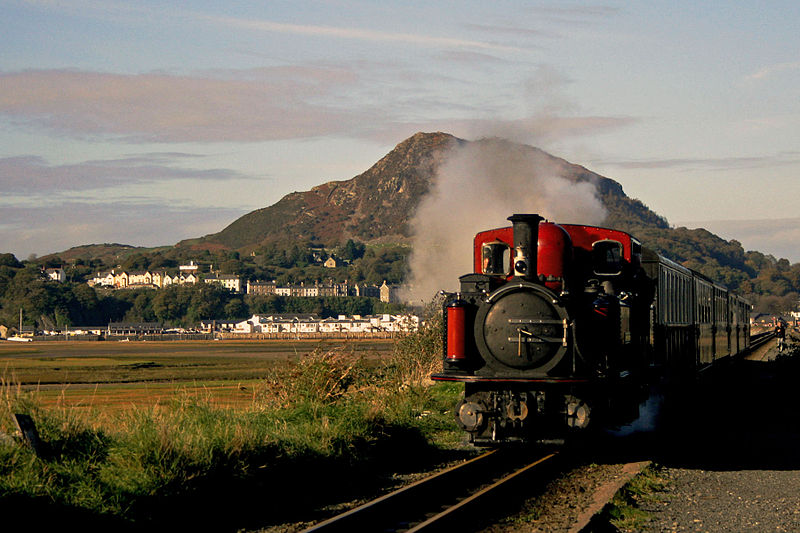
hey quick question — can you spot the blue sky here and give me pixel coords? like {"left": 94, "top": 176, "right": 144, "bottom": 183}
{"left": 1, "top": 1, "right": 799, "bottom": 262}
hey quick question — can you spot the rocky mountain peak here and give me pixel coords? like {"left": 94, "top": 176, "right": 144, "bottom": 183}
{"left": 180, "top": 132, "right": 665, "bottom": 252}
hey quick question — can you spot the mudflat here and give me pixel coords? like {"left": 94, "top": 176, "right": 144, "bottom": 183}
{"left": 0, "top": 339, "right": 395, "bottom": 409}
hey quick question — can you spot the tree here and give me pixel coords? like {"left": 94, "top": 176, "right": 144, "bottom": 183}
{"left": 224, "top": 298, "right": 247, "bottom": 319}
{"left": 339, "top": 239, "right": 366, "bottom": 261}
{"left": 122, "top": 253, "right": 150, "bottom": 271}
{"left": 0, "top": 253, "right": 22, "bottom": 268}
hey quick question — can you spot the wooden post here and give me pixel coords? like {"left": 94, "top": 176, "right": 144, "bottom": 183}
{"left": 12, "top": 414, "right": 43, "bottom": 456}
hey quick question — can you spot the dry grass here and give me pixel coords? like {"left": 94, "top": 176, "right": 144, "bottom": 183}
{"left": 0, "top": 326, "right": 461, "bottom": 530}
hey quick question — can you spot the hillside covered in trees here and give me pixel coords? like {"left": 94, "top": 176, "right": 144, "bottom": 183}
{"left": 0, "top": 242, "right": 406, "bottom": 332}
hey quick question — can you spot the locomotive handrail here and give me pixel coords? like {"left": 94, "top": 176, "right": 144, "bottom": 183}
{"left": 511, "top": 333, "right": 563, "bottom": 343}
{"left": 509, "top": 318, "right": 564, "bottom": 324}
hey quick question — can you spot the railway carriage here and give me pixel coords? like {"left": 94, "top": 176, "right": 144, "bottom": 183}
{"left": 433, "top": 213, "right": 751, "bottom": 445}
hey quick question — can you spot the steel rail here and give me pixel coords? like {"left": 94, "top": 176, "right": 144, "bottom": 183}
{"left": 301, "top": 450, "right": 499, "bottom": 533}
{"left": 749, "top": 330, "right": 776, "bottom": 351}
{"left": 406, "top": 451, "right": 558, "bottom": 532}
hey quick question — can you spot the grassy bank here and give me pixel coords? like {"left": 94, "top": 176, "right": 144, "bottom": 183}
{"left": 0, "top": 314, "right": 465, "bottom": 531}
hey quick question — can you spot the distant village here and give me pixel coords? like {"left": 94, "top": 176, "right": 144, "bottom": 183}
{"left": 12, "top": 260, "right": 415, "bottom": 340}
{"left": 20, "top": 312, "right": 420, "bottom": 340}
{"left": 79, "top": 260, "right": 401, "bottom": 303}
{"left": 26, "top": 262, "right": 799, "bottom": 342}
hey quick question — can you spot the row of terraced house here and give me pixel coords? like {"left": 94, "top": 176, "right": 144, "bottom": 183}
{"left": 88, "top": 262, "right": 401, "bottom": 303}
{"left": 88, "top": 261, "right": 208, "bottom": 289}
{"left": 246, "top": 280, "right": 398, "bottom": 303}
{"left": 200, "top": 313, "right": 419, "bottom": 337}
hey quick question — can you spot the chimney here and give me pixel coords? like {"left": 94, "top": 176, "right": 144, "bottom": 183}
{"left": 508, "top": 213, "right": 543, "bottom": 281}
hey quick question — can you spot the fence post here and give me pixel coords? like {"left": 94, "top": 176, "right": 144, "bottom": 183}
{"left": 12, "top": 413, "right": 43, "bottom": 456}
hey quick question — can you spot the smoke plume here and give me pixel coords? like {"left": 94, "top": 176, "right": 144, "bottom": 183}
{"left": 402, "top": 138, "right": 607, "bottom": 304}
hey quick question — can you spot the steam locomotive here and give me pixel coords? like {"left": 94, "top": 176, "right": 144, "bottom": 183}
{"left": 432, "top": 214, "right": 750, "bottom": 445}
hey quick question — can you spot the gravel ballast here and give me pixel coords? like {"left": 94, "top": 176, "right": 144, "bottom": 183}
{"left": 640, "top": 467, "right": 800, "bottom": 532}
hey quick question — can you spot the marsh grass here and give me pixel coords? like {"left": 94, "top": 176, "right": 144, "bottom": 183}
{"left": 0, "top": 316, "right": 462, "bottom": 531}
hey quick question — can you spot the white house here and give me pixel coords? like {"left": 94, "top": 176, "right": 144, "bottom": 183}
{"left": 44, "top": 267, "right": 66, "bottom": 283}
{"left": 128, "top": 271, "right": 153, "bottom": 286}
{"left": 89, "top": 271, "right": 116, "bottom": 287}
{"left": 204, "top": 273, "right": 242, "bottom": 293}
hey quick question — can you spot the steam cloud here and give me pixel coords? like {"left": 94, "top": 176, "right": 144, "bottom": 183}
{"left": 402, "top": 138, "right": 607, "bottom": 304}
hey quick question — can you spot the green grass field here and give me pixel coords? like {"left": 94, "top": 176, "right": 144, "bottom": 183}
{"left": 0, "top": 322, "right": 467, "bottom": 531}
{"left": 0, "top": 339, "right": 395, "bottom": 410}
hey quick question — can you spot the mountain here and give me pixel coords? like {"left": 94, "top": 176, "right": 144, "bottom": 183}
{"left": 31, "top": 131, "right": 800, "bottom": 312}
{"left": 179, "top": 132, "right": 668, "bottom": 253}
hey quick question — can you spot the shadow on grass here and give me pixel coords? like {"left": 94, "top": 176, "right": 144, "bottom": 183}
{"left": 1, "top": 423, "right": 473, "bottom": 533}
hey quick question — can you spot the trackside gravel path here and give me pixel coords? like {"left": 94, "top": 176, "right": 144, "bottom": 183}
{"left": 638, "top": 332, "right": 800, "bottom": 533}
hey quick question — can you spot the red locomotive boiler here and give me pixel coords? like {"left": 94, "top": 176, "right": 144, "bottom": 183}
{"left": 433, "top": 214, "right": 750, "bottom": 445}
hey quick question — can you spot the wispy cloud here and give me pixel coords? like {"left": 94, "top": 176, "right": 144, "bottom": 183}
{"left": 531, "top": 5, "right": 620, "bottom": 21}
{"left": 0, "top": 68, "right": 365, "bottom": 143}
{"left": 356, "top": 114, "right": 636, "bottom": 147}
{"left": 745, "top": 62, "right": 800, "bottom": 81}
{"left": 204, "top": 15, "right": 524, "bottom": 54}
{"left": 0, "top": 153, "right": 247, "bottom": 194}
{"left": 0, "top": 65, "right": 635, "bottom": 146}
{"left": 598, "top": 153, "right": 800, "bottom": 171}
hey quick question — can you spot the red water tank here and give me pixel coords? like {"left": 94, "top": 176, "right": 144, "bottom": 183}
{"left": 538, "top": 222, "right": 573, "bottom": 292}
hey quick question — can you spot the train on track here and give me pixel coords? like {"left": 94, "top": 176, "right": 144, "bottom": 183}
{"left": 432, "top": 214, "right": 751, "bottom": 445}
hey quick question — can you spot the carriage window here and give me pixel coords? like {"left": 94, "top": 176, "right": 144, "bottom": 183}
{"left": 482, "top": 240, "right": 511, "bottom": 276}
{"left": 592, "top": 240, "right": 623, "bottom": 275}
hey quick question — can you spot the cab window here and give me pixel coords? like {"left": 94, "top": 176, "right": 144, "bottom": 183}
{"left": 482, "top": 241, "right": 511, "bottom": 276}
{"left": 592, "top": 240, "right": 623, "bottom": 275}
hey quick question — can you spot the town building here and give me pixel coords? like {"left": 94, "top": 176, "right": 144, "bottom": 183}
{"left": 379, "top": 280, "right": 401, "bottom": 303}
{"left": 43, "top": 267, "right": 65, "bottom": 283}
{"left": 324, "top": 256, "right": 343, "bottom": 268}
{"left": 247, "top": 280, "right": 277, "bottom": 295}
{"left": 204, "top": 273, "right": 242, "bottom": 293}
{"left": 200, "top": 313, "right": 419, "bottom": 337}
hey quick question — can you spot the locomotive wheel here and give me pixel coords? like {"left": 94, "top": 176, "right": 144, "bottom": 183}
{"left": 474, "top": 281, "right": 569, "bottom": 373}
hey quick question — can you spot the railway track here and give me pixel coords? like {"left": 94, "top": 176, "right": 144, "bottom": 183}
{"left": 748, "top": 330, "right": 776, "bottom": 351}
{"left": 301, "top": 449, "right": 560, "bottom": 533}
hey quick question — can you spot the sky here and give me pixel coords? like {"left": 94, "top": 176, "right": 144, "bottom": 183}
{"left": 1, "top": 1, "right": 799, "bottom": 263}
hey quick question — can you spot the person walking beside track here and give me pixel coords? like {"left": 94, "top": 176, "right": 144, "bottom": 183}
{"left": 775, "top": 321, "right": 786, "bottom": 352}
